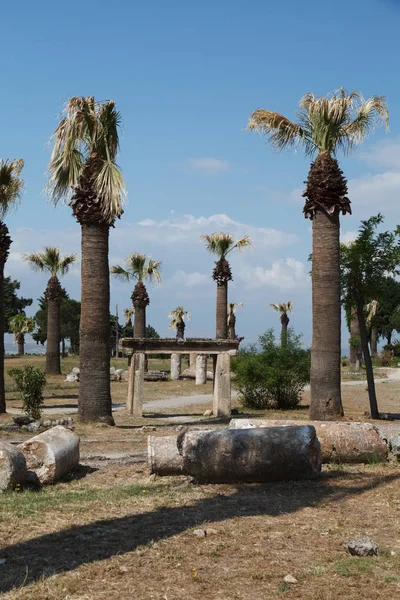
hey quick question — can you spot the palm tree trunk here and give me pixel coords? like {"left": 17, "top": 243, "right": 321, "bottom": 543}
{"left": 134, "top": 304, "right": 146, "bottom": 338}
{"left": 280, "top": 314, "right": 289, "bottom": 348}
{"left": 309, "top": 210, "right": 343, "bottom": 420}
{"left": 349, "top": 308, "right": 361, "bottom": 368}
{"left": 370, "top": 327, "right": 378, "bottom": 356}
{"left": 17, "top": 333, "right": 24, "bottom": 356}
{"left": 0, "top": 222, "right": 12, "bottom": 414}
{"left": 0, "top": 263, "right": 5, "bottom": 413}
{"left": 79, "top": 223, "right": 113, "bottom": 424}
{"left": 356, "top": 298, "right": 379, "bottom": 419}
{"left": 216, "top": 282, "right": 228, "bottom": 339}
{"left": 61, "top": 337, "right": 66, "bottom": 358}
{"left": 46, "top": 297, "right": 61, "bottom": 375}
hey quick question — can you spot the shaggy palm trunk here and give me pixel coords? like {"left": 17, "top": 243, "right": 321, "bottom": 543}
{"left": 227, "top": 313, "right": 236, "bottom": 340}
{"left": 280, "top": 313, "right": 289, "bottom": 348}
{"left": 370, "top": 327, "right": 378, "bottom": 355}
{"left": 176, "top": 321, "right": 185, "bottom": 340}
{"left": 349, "top": 308, "right": 361, "bottom": 368}
{"left": 79, "top": 223, "right": 113, "bottom": 424}
{"left": 16, "top": 334, "right": 24, "bottom": 356}
{"left": 45, "top": 276, "right": 63, "bottom": 375}
{"left": 356, "top": 298, "right": 379, "bottom": 419}
{"left": 216, "top": 283, "right": 228, "bottom": 339}
{"left": 0, "top": 222, "right": 11, "bottom": 414}
{"left": 132, "top": 282, "right": 149, "bottom": 338}
{"left": 309, "top": 210, "right": 343, "bottom": 420}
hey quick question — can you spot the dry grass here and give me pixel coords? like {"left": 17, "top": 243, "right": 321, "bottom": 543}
{"left": 1, "top": 356, "right": 400, "bottom": 599}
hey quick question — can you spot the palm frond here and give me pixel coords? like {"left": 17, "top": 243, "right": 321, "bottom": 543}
{"left": 248, "top": 89, "right": 389, "bottom": 157}
{"left": 168, "top": 306, "right": 190, "bottom": 328}
{"left": 146, "top": 259, "right": 162, "bottom": 284}
{"left": 110, "top": 265, "right": 131, "bottom": 282}
{"left": 227, "top": 302, "right": 243, "bottom": 313}
{"left": 247, "top": 110, "right": 306, "bottom": 152}
{"left": 270, "top": 302, "right": 293, "bottom": 314}
{"left": 24, "top": 247, "right": 76, "bottom": 276}
{"left": 94, "top": 159, "right": 126, "bottom": 221}
{"left": 0, "top": 159, "right": 24, "bottom": 218}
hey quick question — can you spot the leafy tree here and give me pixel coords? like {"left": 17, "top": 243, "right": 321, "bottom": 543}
{"left": 9, "top": 313, "right": 35, "bottom": 356}
{"left": 24, "top": 247, "right": 76, "bottom": 374}
{"left": 248, "top": 89, "right": 388, "bottom": 420}
{"left": 369, "top": 278, "right": 400, "bottom": 346}
{"left": 3, "top": 277, "right": 32, "bottom": 332}
{"left": 0, "top": 158, "right": 24, "bottom": 413}
{"left": 270, "top": 301, "right": 293, "bottom": 348}
{"left": 232, "top": 329, "right": 310, "bottom": 410}
{"left": 341, "top": 215, "right": 400, "bottom": 418}
{"left": 47, "top": 97, "right": 126, "bottom": 424}
{"left": 111, "top": 254, "right": 162, "bottom": 338}
{"left": 201, "top": 233, "right": 253, "bottom": 339}
{"left": 32, "top": 297, "right": 81, "bottom": 355}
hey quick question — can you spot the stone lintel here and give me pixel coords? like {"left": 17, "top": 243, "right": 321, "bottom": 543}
{"left": 119, "top": 338, "right": 240, "bottom": 356}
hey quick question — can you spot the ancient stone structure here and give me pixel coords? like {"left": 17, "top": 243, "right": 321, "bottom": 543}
{"left": 119, "top": 338, "right": 240, "bottom": 417}
{"left": 0, "top": 441, "right": 27, "bottom": 491}
{"left": 170, "top": 354, "right": 181, "bottom": 381}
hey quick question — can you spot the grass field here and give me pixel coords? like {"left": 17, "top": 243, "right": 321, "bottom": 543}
{"left": 1, "top": 355, "right": 400, "bottom": 599}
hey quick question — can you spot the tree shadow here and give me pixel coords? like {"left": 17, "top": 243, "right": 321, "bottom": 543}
{"left": 1, "top": 470, "right": 399, "bottom": 593}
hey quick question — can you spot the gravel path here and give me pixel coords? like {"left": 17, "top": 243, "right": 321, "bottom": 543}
{"left": 6, "top": 368, "right": 400, "bottom": 416}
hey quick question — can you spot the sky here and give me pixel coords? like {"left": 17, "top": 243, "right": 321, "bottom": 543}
{"left": 1, "top": 0, "right": 400, "bottom": 351}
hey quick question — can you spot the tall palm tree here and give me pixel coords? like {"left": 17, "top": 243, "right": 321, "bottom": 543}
{"left": 227, "top": 302, "right": 243, "bottom": 340}
{"left": 248, "top": 89, "right": 388, "bottom": 420}
{"left": 270, "top": 301, "right": 293, "bottom": 348}
{"left": 111, "top": 253, "right": 161, "bottom": 337}
{"left": 0, "top": 158, "right": 24, "bottom": 413}
{"left": 349, "top": 307, "right": 362, "bottom": 368}
{"left": 201, "top": 233, "right": 253, "bottom": 338}
{"left": 47, "top": 97, "right": 126, "bottom": 423}
{"left": 24, "top": 247, "right": 76, "bottom": 374}
{"left": 9, "top": 312, "right": 35, "bottom": 356}
{"left": 169, "top": 306, "right": 190, "bottom": 340}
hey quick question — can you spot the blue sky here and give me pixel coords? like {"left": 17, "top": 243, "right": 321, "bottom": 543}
{"left": 1, "top": 0, "right": 400, "bottom": 350}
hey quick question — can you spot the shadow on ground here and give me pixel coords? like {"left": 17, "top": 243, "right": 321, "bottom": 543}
{"left": 1, "top": 470, "right": 399, "bottom": 593}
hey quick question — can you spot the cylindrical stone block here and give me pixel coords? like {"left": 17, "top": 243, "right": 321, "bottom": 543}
{"left": 229, "top": 419, "right": 388, "bottom": 464}
{"left": 19, "top": 426, "right": 80, "bottom": 484}
{"left": 148, "top": 436, "right": 184, "bottom": 476}
{"left": 189, "top": 352, "right": 198, "bottom": 370}
{"left": 170, "top": 354, "right": 182, "bottom": 381}
{"left": 0, "top": 441, "right": 27, "bottom": 491}
{"left": 195, "top": 355, "right": 207, "bottom": 385}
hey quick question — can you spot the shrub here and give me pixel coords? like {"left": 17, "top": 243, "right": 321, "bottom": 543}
{"left": 379, "top": 348, "right": 394, "bottom": 367}
{"left": 341, "top": 356, "right": 350, "bottom": 367}
{"left": 8, "top": 366, "right": 46, "bottom": 420}
{"left": 232, "top": 329, "right": 310, "bottom": 410}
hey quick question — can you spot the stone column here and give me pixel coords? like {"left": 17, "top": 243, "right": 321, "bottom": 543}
{"left": 195, "top": 354, "right": 207, "bottom": 385}
{"left": 133, "top": 352, "right": 145, "bottom": 417}
{"left": 213, "top": 353, "right": 231, "bottom": 417}
{"left": 189, "top": 352, "right": 197, "bottom": 371}
{"left": 127, "top": 355, "right": 134, "bottom": 413}
{"left": 170, "top": 354, "right": 181, "bottom": 380}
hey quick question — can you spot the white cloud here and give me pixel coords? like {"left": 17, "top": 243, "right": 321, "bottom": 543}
{"left": 360, "top": 137, "right": 400, "bottom": 170}
{"left": 348, "top": 171, "right": 400, "bottom": 214}
{"left": 135, "top": 213, "right": 299, "bottom": 248}
{"left": 341, "top": 231, "right": 358, "bottom": 245}
{"left": 238, "top": 258, "right": 309, "bottom": 292}
{"left": 187, "top": 157, "right": 230, "bottom": 175}
{"left": 168, "top": 270, "right": 210, "bottom": 288}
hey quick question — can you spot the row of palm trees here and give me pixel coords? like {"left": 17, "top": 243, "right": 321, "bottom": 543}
{"left": 0, "top": 90, "right": 388, "bottom": 422}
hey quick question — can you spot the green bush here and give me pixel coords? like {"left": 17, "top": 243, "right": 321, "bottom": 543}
{"left": 8, "top": 366, "right": 46, "bottom": 420}
{"left": 232, "top": 329, "right": 310, "bottom": 410}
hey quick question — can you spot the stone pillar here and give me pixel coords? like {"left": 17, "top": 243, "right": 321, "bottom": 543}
{"left": 170, "top": 354, "right": 181, "bottom": 380}
{"left": 133, "top": 352, "right": 145, "bottom": 417}
{"left": 195, "top": 355, "right": 207, "bottom": 385}
{"left": 127, "top": 356, "right": 134, "bottom": 413}
{"left": 213, "top": 353, "right": 231, "bottom": 417}
{"left": 189, "top": 352, "right": 197, "bottom": 371}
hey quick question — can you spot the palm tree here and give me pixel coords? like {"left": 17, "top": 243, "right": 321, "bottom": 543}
{"left": 47, "top": 97, "right": 126, "bottom": 424}
{"left": 24, "top": 247, "right": 76, "bottom": 374}
{"left": 270, "top": 301, "right": 293, "bottom": 348}
{"left": 169, "top": 306, "right": 190, "bottom": 340}
{"left": 9, "top": 312, "right": 35, "bottom": 356}
{"left": 227, "top": 302, "right": 243, "bottom": 340}
{"left": 111, "top": 254, "right": 161, "bottom": 337}
{"left": 248, "top": 89, "right": 388, "bottom": 420}
{"left": 0, "top": 158, "right": 24, "bottom": 413}
{"left": 201, "top": 233, "right": 253, "bottom": 338}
